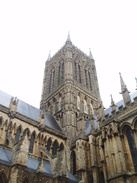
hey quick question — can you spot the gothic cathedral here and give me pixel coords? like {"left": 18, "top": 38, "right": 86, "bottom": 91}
{"left": 0, "top": 34, "right": 137, "bottom": 183}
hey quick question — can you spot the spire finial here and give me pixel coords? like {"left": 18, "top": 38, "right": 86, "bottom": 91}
{"left": 119, "top": 73, "right": 131, "bottom": 105}
{"left": 110, "top": 94, "right": 114, "bottom": 106}
{"left": 66, "top": 31, "right": 71, "bottom": 42}
{"left": 89, "top": 48, "right": 94, "bottom": 60}
{"left": 119, "top": 72, "right": 127, "bottom": 93}
{"left": 110, "top": 94, "right": 116, "bottom": 113}
{"left": 47, "top": 51, "right": 51, "bottom": 61}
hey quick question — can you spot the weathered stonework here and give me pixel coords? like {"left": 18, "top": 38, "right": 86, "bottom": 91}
{"left": 0, "top": 35, "right": 137, "bottom": 183}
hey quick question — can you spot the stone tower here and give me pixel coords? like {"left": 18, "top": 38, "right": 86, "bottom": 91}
{"left": 40, "top": 33, "right": 100, "bottom": 144}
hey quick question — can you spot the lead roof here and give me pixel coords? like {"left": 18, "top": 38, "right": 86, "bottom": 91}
{"left": 0, "top": 90, "right": 61, "bottom": 132}
{"left": 0, "top": 147, "right": 78, "bottom": 182}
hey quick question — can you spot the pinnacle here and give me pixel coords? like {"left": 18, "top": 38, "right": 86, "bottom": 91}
{"left": 66, "top": 32, "right": 71, "bottom": 42}
{"left": 110, "top": 94, "right": 115, "bottom": 106}
{"left": 89, "top": 49, "right": 94, "bottom": 60}
{"left": 119, "top": 73, "right": 127, "bottom": 93}
{"left": 47, "top": 51, "right": 51, "bottom": 61}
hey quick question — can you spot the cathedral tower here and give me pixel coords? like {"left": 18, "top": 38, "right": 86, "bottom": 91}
{"left": 40, "top": 33, "right": 101, "bottom": 145}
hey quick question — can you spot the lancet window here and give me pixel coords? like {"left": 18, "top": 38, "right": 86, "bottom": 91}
{"left": 78, "top": 65, "right": 81, "bottom": 83}
{"left": 47, "top": 138, "right": 52, "bottom": 151}
{"left": 58, "top": 65, "right": 60, "bottom": 85}
{"left": 23, "top": 178, "right": 29, "bottom": 183}
{"left": 52, "top": 140, "right": 58, "bottom": 156}
{"left": 62, "top": 62, "right": 64, "bottom": 80}
{"left": 15, "top": 127, "right": 21, "bottom": 143}
{"left": 29, "top": 133, "right": 35, "bottom": 153}
{"left": 70, "top": 151, "right": 76, "bottom": 175}
{"left": 59, "top": 143, "right": 64, "bottom": 151}
{"left": 75, "top": 113, "right": 77, "bottom": 129}
{"left": 88, "top": 72, "right": 92, "bottom": 90}
{"left": 49, "top": 72, "right": 52, "bottom": 92}
{"left": 85, "top": 69, "right": 88, "bottom": 87}
{"left": 74, "top": 62, "right": 77, "bottom": 80}
{"left": 52, "top": 70, "right": 55, "bottom": 88}
{"left": 126, "top": 129, "right": 137, "bottom": 172}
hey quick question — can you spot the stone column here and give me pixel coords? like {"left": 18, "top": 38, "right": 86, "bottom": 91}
{"left": 116, "top": 135, "right": 126, "bottom": 172}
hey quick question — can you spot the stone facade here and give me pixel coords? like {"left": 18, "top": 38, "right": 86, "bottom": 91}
{"left": 0, "top": 34, "right": 137, "bottom": 183}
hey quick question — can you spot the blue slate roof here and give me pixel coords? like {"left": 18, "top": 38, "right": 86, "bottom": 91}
{"left": 0, "top": 148, "right": 52, "bottom": 176}
{"left": 85, "top": 116, "right": 97, "bottom": 135}
{"left": 0, "top": 90, "right": 61, "bottom": 132}
{"left": 0, "top": 148, "right": 78, "bottom": 182}
{"left": 0, "top": 90, "right": 11, "bottom": 108}
{"left": 105, "top": 91, "right": 137, "bottom": 116}
{"left": 27, "top": 157, "right": 53, "bottom": 177}
{"left": 0, "top": 148, "right": 12, "bottom": 166}
{"left": 67, "top": 170, "right": 78, "bottom": 183}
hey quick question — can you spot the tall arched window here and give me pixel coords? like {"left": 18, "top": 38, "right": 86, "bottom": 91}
{"left": 78, "top": 65, "right": 81, "bottom": 83}
{"left": 49, "top": 72, "right": 52, "bottom": 92}
{"left": 62, "top": 62, "right": 64, "bottom": 80}
{"left": 52, "top": 140, "right": 58, "bottom": 156}
{"left": 88, "top": 72, "right": 92, "bottom": 90}
{"left": 70, "top": 151, "right": 76, "bottom": 175}
{"left": 85, "top": 69, "right": 88, "bottom": 87}
{"left": 15, "top": 127, "right": 21, "bottom": 143}
{"left": 0, "top": 172, "right": 6, "bottom": 183}
{"left": 47, "top": 138, "right": 52, "bottom": 151}
{"left": 59, "top": 143, "right": 64, "bottom": 151}
{"left": 52, "top": 70, "right": 55, "bottom": 88}
{"left": 74, "top": 62, "right": 77, "bottom": 80}
{"left": 58, "top": 65, "right": 60, "bottom": 85}
{"left": 126, "top": 129, "right": 137, "bottom": 172}
{"left": 75, "top": 113, "right": 77, "bottom": 129}
{"left": 23, "top": 178, "right": 29, "bottom": 183}
{"left": 29, "top": 133, "right": 35, "bottom": 153}
{"left": 99, "top": 171, "right": 105, "bottom": 183}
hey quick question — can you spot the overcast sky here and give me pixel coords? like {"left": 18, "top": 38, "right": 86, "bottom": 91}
{"left": 0, "top": 0, "right": 137, "bottom": 109}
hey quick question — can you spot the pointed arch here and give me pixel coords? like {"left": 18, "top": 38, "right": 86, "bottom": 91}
{"left": 123, "top": 125, "right": 137, "bottom": 172}
{"left": 99, "top": 171, "right": 105, "bottom": 183}
{"left": 88, "top": 71, "right": 92, "bottom": 90}
{"left": 85, "top": 69, "right": 88, "bottom": 87}
{"left": 15, "top": 126, "right": 21, "bottom": 143}
{"left": 23, "top": 128, "right": 30, "bottom": 138}
{"left": 78, "top": 64, "right": 81, "bottom": 83}
{"left": 47, "top": 137, "right": 52, "bottom": 152}
{"left": 59, "top": 142, "right": 64, "bottom": 151}
{"left": 75, "top": 112, "right": 77, "bottom": 129}
{"left": 70, "top": 150, "right": 76, "bottom": 175}
{"left": 0, "top": 169, "right": 7, "bottom": 183}
{"left": 74, "top": 62, "right": 77, "bottom": 80}
{"left": 29, "top": 132, "right": 35, "bottom": 153}
{"left": 58, "top": 64, "right": 61, "bottom": 85}
{"left": 23, "top": 175, "right": 30, "bottom": 183}
{"left": 62, "top": 62, "right": 64, "bottom": 81}
{"left": 52, "top": 140, "right": 59, "bottom": 156}
{"left": 0, "top": 116, "right": 4, "bottom": 127}
{"left": 132, "top": 117, "right": 137, "bottom": 129}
